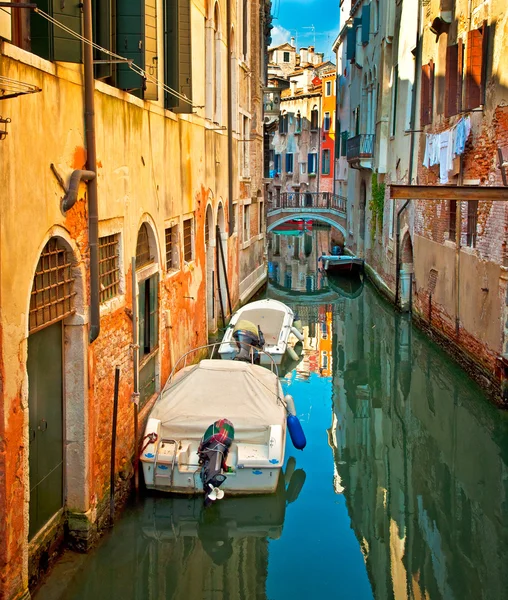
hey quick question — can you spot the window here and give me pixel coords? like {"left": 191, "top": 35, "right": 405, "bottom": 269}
{"left": 165, "top": 225, "right": 180, "bottom": 270}
{"left": 449, "top": 200, "right": 457, "bottom": 242}
{"left": 30, "top": 0, "right": 81, "bottom": 62}
{"left": 183, "top": 217, "right": 194, "bottom": 262}
{"left": 242, "top": 0, "right": 248, "bottom": 58}
{"left": 341, "top": 131, "right": 348, "bottom": 156}
{"left": 310, "top": 106, "right": 319, "bottom": 131}
{"left": 322, "top": 149, "right": 330, "bottom": 175}
{"left": 308, "top": 153, "right": 318, "bottom": 175}
{"left": 275, "top": 154, "right": 282, "bottom": 174}
{"left": 279, "top": 112, "right": 288, "bottom": 134}
{"left": 445, "top": 42, "right": 463, "bottom": 117}
{"left": 99, "top": 234, "right": 120, "bottom": 303}
{"left": 259, "top": 200, "right": 264, "bottom": 234}
{"left": 136, "top": 223, "right": 153, "bottom": 268}
{"left": 243, "top": 204, "right": 250, "bottom": 242}
{"left": 465, "top": 26, "right": 487, "bottom": 110}
{"left": 300, "top": 162, "right": 307, "bottom": 175}
{"left": 295, "top": 111, "right": 302, "bottom": 133}
{"left": 286, "top": 153, "right": 294, "bottom": 174}
{"left": 164, "top": 0, "right": 193, "bottom": 112}
{"left": 116, "top": 0, "right": 158, "bottom": 99}
{"left": 420, "top": 60, "right": 435, "bottom": 126}
{"left": 324, "top": 112, "right": 331, "bottom": 132}
{"left": 390, "top": 65, "right": 399, "bottom": 136}
{"left": 467, "top": 201, "right": 478, "bottom": 247}
{"left": 242, "top": 115, "right": 250, "bottom": 176}
{"left": 325, "top": 80, "right": 332, "bottom": 96}
{"left": 283, "top": 51, "right": 290, "bottom": 62}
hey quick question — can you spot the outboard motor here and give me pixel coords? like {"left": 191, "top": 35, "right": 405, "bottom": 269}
{"left": 232, "top": 319, "right": 265, "bottom": 363}
{"left": 198, "top": 418, "right": 235, "bottom": 506}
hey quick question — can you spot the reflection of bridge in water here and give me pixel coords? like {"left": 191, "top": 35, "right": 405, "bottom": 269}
{"left": 267, "top": 192, "right": 347, "bottom": 238}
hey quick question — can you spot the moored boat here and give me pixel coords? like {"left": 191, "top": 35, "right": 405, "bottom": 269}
{"left": 140, "top": 344, "right": 305, "bottom": 503}
{"left": 218, "top": 298, "right": 303, "bottom": 365}
{"left": 318, "top": 250, "right": 364, "bottom": 275}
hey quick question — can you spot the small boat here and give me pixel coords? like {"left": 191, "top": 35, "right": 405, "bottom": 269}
{"left": 140, "top": 345, "right": 306, "bottom": 503}
{"left": 218, "top": 298, "right": 303, "bottom": 365}
{"left": 319, "top": 248, "right": 364, "bottom": 275}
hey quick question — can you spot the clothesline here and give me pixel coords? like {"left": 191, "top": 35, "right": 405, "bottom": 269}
{"left": 422, "top": 116, "right": 471, "bottom": 184}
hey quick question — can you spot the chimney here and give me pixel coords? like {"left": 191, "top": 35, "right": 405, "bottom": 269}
{"left": 290, "top": 36, "right": 295, "bottom": 47}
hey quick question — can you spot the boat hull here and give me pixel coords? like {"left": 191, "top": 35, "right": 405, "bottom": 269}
{"left": 320, "top": 255, "right": 364, "bottom": 275}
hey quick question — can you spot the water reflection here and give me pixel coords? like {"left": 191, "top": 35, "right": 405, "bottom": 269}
{"left": 37, "top": 462, "right": 305, "bottom": 600}
{"left": 329, "top": 284, "right": 508, "bottom": 600}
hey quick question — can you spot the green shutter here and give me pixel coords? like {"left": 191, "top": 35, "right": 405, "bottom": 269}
{"left": 361, "top": 5, "right": 370, "bottom": 45}
{"left": 346, "top": 27, "right": 356, "bottom": 62}
{"left": 165, "top": 0, "right": 193, "bottom": 113}
{"left": 149, "top": 274, "right": 159, "bottom": 351}
{"left": 116, "top": 0, "right": 144, "bottom": 91}
{"left": 31, "top": 0, "right": 82, "bottom": 62}
{"left": 138, "top": 280, "right": 146, "bottom": 358}
{"left": 93, "top": 0, "right": 112, "bottom": 79}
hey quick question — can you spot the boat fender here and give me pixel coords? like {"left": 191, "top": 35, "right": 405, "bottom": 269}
{"left": 290, "top": 326, "right": 304, "bottom": 342}
{"left": 287, "top": 414, "right": 306, "bottom": 450}
{"left": 286, "top": 345, "right": 299, "bottom": 362}
{"left": 284, "top": 394, "right": 297, "bottom": 416}
{"left": 268, "top": 424, "right": 283, "bottom": 463}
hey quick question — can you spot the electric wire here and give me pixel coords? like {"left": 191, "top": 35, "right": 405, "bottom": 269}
{"left": 33, "top": 8, "right": 199, "bottom": 108}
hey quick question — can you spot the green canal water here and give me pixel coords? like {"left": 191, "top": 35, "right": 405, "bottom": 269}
{"left": 36, "top": 229, "right": 508, "bottom": 600}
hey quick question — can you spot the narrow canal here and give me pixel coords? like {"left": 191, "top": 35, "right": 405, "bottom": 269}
{"left": 36, "top": 225, "right": 508, "bottom": 600}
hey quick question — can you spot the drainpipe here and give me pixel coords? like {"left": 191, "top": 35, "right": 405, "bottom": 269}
{"left": 83, "top": 0, "right": 100, "bottom": 342}
{"left": 226, "top": 0, "right": 233, "bottom": 236}
{"left": 395, "top": 0, "right": 422, "bottom": 309}
{"left": 62, "top": 170, "right": 96, "bottom": 212}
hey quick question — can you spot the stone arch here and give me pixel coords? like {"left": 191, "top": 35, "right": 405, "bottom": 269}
{"left": 25, "top": 228, "right": 89, "bottom": 542}
{"left": 400, "top": 231, "right": 414, "bottom": 309}
{"left": 268, "top": 214, "right": 347, "bottom": 239}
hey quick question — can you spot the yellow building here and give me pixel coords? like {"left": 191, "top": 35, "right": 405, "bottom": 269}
{"left": 0, "top": 2, "right": 271, "bottom": 598}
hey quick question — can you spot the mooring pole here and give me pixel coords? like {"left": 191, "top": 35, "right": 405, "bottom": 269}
{"left": 110, "top": 366, "right": 120, "bottom": 525}
{"left": 216, "top": 230, "right": 226, "bottom": 328}
{"left": 131, "top": 257, "right": 140, "bottom": 492}
{"left": 217, "top": 226, "right": 233, "bottom": 315}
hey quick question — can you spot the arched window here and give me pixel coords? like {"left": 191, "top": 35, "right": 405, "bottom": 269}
{"left": 296, "top": 110, "right": 302, "bottom": 133}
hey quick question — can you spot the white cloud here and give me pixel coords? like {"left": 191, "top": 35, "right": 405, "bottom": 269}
{"left": 270, "top": 24, "right": 292, "bottom": 48}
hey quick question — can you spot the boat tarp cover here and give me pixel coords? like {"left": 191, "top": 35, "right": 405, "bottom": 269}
{"left": 150, "top": 360, "right": 286, "bottom": 443}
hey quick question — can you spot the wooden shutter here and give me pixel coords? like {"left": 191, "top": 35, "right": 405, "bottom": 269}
{"left": 346, "top": 27, "right": 356, "bottom": 62}
{"left": 361, "top": 4, "right": 370, "bottom": 45}
{"left": 445, "top": 44, "right": 459, "bottom": 117}
{"left": 93, "top": 0, "right": 112, "bottom": 79}
{"left": 420, "top": 62, "right": 434, "bottom": 126}
{"left": 138, "top": 280, "right": 146, "bottom": 357}
{"left": 149, "top": 274, "right": 159, "bottom": 351}
{"left": 31, "top": 0, "right": 82, "bottom": 62}
{"left": 165, "top": 0, "right": 193, "bottom": 113}
{"left": 116, "top": 0, "right": 144, "bottom": 91}
{"left": 144, "top": 0, "right": 158, "bottom": 100}
{"left": 465, "top": 28, "right": 483, "bottom": 110}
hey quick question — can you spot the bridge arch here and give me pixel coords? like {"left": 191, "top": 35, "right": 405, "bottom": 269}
{"left": 267, "top": 213, "right": 347, "bottom": 239}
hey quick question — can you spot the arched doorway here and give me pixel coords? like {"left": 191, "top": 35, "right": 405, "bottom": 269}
{"left": 216, "top": 203, "right": 229, "bottom": 322}
{"left": 359, "top": 180, "right": 366, "bottom": 244}
{"left": 205, "top": 204, "right": 215, "bottom": 332}
{"left": 135, "top": 222, "right": 160, "bottom": 407}
{"left": 27, "top": 236, "right": 85, "bottom": 539}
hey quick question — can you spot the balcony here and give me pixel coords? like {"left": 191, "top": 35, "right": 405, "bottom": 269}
{"left": 346, "top": 134, "right": 375, "bottom": 170}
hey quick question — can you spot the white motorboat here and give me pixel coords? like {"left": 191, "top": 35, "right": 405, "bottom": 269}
{"left": 218, "top": 298, "right": 303, "bottom": 365}
{"left": 140, "top": 345, "right": 295, "bottom": 501}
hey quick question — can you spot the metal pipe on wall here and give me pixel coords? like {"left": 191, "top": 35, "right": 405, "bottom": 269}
{"left": 83, "top": 0, "right": 100, "bottom": 342}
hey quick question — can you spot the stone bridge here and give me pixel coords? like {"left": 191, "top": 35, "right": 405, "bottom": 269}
{"left": 267, "top": 192, "right": 347, "bottom": 238}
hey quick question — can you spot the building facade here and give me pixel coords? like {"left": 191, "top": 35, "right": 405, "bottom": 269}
{"left": 0, "top": 1, "right": 271, "bottom": 598}
{"left": 335, "top": 0, "right": 508, "bottom": 403}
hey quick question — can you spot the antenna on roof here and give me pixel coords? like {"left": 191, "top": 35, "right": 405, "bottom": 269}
{"left": 302, "top": 25, "right": 316, "bottom": 47}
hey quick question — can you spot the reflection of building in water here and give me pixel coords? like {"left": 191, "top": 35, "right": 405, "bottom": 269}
{"left": 268, "top": 228, "right": 331, "bottom": 292}
{"left": 330, "top": 285, "right": 508, "bottom": 600}
{"left": 318, "top": 307, "right": 333, "bottom": 377}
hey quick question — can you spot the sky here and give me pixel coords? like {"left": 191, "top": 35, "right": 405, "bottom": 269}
{"left": 270, "top": 0, "right": 341, "bottom": 62}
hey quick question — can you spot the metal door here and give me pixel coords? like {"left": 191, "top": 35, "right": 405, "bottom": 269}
{"left": 27, "top": 322, "right": 64, "bottom": 539}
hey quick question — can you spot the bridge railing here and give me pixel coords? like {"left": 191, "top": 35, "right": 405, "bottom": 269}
{"left": 271, "top": 192, "right": 347, "bottom": 213}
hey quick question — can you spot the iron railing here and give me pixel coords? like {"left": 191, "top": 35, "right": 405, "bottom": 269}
{"left": 271, "top": 192, "right": 347, "bottom": 214}
{"left": 346, "top": 134, "right": 375, "bottom": 162}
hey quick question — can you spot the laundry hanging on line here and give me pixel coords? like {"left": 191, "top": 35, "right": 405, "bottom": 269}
{"left": 422, "top": 116, "right": 471, "bottom": 183}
